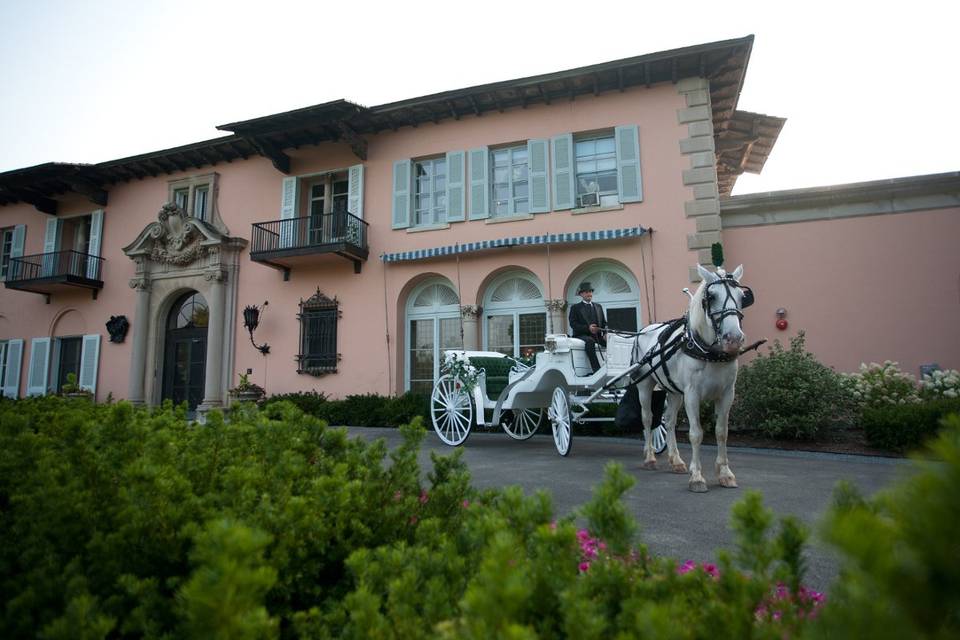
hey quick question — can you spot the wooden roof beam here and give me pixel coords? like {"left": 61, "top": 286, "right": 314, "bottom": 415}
{"left": 66, "top": 176, "right": 108, "bottom": 206}
{"left": 618, "top": 68, "right": 624, "bottom": 92}
{"left": 467, "top": 94, "right": 481, "bottom": 116}
{"left": 10, "top": 187, "right": 57, "bottom": 214}
{"left": 671, "top": 58, "right": 678, "bottom": 83}
{"left": 537, "top": 83, "right": 550, "bottom": 105}
{"left": 644, "top": 62, "right": 651, "bottom": 88}
{"left": 337, "top": 122, "right": 368, "bottom": 161}
{"left": 593, "top": 74, "right": 600, "bottom": 96}
{"left": 248, "top": 137, "right": 291, "bottom": 174}
{"left": 446, "top": 100, "right": 461, "bottom": 121}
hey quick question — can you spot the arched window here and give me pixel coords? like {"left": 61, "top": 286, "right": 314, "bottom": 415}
{"left": 405, "top": 280, "right": 461, "bottom": 394}
{"left": 566, "top": 265, "right": 641, "bottom": 332}
{"left": 482, "top": 273, "right": 546, "bottom": 357}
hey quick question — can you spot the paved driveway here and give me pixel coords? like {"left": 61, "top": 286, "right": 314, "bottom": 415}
{"left": 346, "top": 427, "right": 909, "bottom": 592}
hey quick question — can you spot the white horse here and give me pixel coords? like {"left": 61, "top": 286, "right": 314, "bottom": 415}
{"left": 631, "top": 264, "right": 752, "bottom": 492}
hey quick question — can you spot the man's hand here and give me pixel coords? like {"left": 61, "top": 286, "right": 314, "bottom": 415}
{"left": 589, "top": 323, "right": 599, "bottom": 334}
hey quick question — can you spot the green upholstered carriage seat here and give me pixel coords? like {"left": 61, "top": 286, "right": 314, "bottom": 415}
{"left": 468, "top": 356, "right": 518, "bottom": 399}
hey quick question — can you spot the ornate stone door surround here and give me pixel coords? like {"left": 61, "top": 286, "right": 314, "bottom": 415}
{"left": 123, "top": 203, "right": 247, "bottom": 415}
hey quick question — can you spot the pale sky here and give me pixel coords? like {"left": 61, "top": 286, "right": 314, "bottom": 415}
{"left": 1, "top": 0, "right": 957, "bottom": 195}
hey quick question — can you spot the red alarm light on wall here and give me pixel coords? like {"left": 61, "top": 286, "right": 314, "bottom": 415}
{"left": 775, "top": 308, "right": 788, "bottom": 331}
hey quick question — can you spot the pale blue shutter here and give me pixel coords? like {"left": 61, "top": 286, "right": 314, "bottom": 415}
{"left": 86, "top": 210, "right": 103, "bottom": 279}
{"left": 79, "top": 334, "right": 100, "bottom": 394}
{"left": 347, "top": 164, "right": 364, "bottom": 219}
{"left": 468, "top": 147, "right": 489, "bottom": 220}
{"left": 42, "top": 218, "right": 61, "bottom": 276}
{"left": 2, "top": 339, "right": 23, "bottom": 398}
{"left": 527, "top": 139, "right": 550, "bottom": 213}
{"left": 445, "top": 151, "right": 466, "bottom": 222}
{"left": 7, "top": 225, "right": 24, "bottom": 280}
{"left": 280, "top": 176, "right": 299, "bottom": 248}
{"left": 615, "top": 125, "right": 643, "bottom": 203}
{"left": 392, "top": 160, "right": 412, "bottom": 229}
{"left": 551, "top": 134, "right": 575, "bottom": 210}
{"left": 26, "top": 337, "right": 50, "bottom": 396}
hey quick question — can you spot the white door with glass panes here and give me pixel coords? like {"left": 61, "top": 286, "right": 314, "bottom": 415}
{"left": 482, "top": 274, "right": 547, "bottom": 358}
{"left": 566, "top": 266, "right": 641, "bottom": 332}
{"left": 406, "top": 281, "right": 461, "bottom": 394}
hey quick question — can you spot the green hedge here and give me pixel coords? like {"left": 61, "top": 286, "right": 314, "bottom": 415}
{"left": 861, "top": 398, "right": 960, "bottom": 451}
{"left": 2, "top": 396, "right": 960, "bottom": 638}
{"left": 263, "top": 391, "right": 430, "bottom": 428}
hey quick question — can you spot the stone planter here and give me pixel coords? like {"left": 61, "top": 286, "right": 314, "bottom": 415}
{"left": 229, "top": 390, "right": 265, "bottom": 403}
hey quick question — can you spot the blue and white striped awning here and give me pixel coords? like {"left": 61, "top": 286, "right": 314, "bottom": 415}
{"left": 380, "top": 225, "right": 649, "bottom": 263}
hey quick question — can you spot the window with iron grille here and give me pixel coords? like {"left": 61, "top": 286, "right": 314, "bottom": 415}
{"left": 297, "top": 289, "right": 340, "bottom": 375}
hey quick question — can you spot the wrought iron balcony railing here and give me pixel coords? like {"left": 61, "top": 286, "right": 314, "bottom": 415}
{"left": 4, "top": 250, "right": 105, "bottom": 300}
{"left": 250, "top": 211, "right": 369, "bottom": 276}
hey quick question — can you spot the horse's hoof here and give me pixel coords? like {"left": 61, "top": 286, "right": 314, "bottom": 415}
{"left": 719, "top": 475, "right": 738, "bottom": 488}
{"left": 641, "top": 460, "right": 658, "bottom": 471}
{"left": 671, "top": 463, "right": 688, "bottom": 474}
{"left": 689, "top": 479, "right": 708, "bottom": 493}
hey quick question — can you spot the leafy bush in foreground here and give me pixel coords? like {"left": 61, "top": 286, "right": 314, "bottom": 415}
{"left": 861, "top": 397, "right": 960, "bottom": 451}
{"left": 732, "top": 332, "right": 856, "bottom": 439}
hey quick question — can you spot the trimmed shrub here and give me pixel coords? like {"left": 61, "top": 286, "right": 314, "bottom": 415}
{"left": 731, "top": 332, "right": 856, "bottom": 440}
{"left": 861, "top": 398, "right": 960, "bottom": 451}
{"left": 263, "top": 390, "right": 329, "bottom": 415}
{"left": 263, "top": 391, "right": 430, "bottom": 428}
{"left": 842, "top": 361, "right": 921, "bottom": 408}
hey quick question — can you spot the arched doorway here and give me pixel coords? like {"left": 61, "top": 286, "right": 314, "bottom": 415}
{"left": 566, "top": 264, "right": 642, "bottom": 332}
{"left": 162, "top": 291, "right": 209, "bottom": 410}
{"left": 482, "top": 272, "right": 546, "bottom": 357}
{"left": 405, "top": 279, "right": 461, "bottom": 394}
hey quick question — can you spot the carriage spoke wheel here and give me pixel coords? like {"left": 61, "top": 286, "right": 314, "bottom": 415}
{"left": 647, "top": 421, "right": 668, "bottom": 454}
{"left": 431, "top": 375, "right": 473, "bottom": 446}
{"left": 548, "top": 386, "right": 572, "bottom": 456}
{"left": 502, "top": 408, "right": 543, "bottom": 441}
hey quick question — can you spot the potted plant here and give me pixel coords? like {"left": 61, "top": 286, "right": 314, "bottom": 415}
{"left": 229, "top": 372, "right": 266, "bottom": 403}
{"left": 61, "top": 372, "right": 92, "bottom": 399}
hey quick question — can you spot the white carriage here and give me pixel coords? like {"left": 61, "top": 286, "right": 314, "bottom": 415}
{"left": 430, "top": 332, "right": 668, "bottom": 456}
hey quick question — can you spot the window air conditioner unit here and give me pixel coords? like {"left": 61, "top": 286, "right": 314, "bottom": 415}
{"left": 579, "top": 192, "right": 600, "bottom": 207}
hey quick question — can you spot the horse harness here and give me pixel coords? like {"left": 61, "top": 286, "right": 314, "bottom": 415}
{"left": 622, "top": 275, "right": 758, "bottom": 394}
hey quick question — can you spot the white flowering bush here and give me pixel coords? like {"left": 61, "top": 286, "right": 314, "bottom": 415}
{"left": 920, "top": 368, "right": 960, "bottom": 400}
{"left": 842, "top": 361, "right": 921, "bottom": 408}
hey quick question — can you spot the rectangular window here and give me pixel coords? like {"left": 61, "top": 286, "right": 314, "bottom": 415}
{"left": 332, "top": 177, "right": 349, "bottom": 213}
{"left": 575, "top": 134, "right": 619, "bottom": 208}
{"left": 0, "top": 227, "right": 13, "bottom": 280}
{"left": 518, "top": 313, "right": 546, "bottom": 358}
{"left": 174, "top": 188, "right": 189, "bottom": 211}
{"left": 414, "top": 158, "right": 447, "bottom": 227}
{"left": 491, "top": 146, "right": 529, "bottom": 217}
{"left": 193, "top": 185, "right": 209, "bottom": 219}
{"left": 54, "top": 336, "right": 83, "bottom": 393}
{"left": 298, "top": 292, "right": 340, "bottom": 375}
{"left": 606, "top": 307, "right": 638, "bottom": 333}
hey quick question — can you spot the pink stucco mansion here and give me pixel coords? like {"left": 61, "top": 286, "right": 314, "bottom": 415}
{"left": 1, "top": 35, "right": 958, "bottom": 413}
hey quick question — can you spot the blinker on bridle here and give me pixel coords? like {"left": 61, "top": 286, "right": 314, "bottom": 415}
{"left": 700, "top": 275, "right": 754, "bottom": 344}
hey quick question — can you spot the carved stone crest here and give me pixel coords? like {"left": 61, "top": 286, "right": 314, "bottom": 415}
{"left": 148, "top": 203, "right": 206, "bottom": 265}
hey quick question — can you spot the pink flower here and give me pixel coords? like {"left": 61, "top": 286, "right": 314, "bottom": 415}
{"left": 461, "top": 499, "right": 470, "bottom": 508}
{"left": 393, "top": 490, "right": 402, "bottom": 501}
{"left": 702, "top": 563, "right": 719, "bottom": 578}
{"left": 409, "top": 515, "right": 418, "bottom": 525}
{"left": 578, "top": 562, "right": 591, "bottom": 572}
{"left": 419, "top": 490, "right": 429, "bottom": 505}
{"left": 677, "top": 560, "right": 696, "bottom": 575}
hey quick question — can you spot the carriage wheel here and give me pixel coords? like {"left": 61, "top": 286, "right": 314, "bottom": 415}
{"left": 431, "top": 374, "right": 473, "bottom": 446}
{"left": 502, "top": 408, "right": 543, "bottom": 441}
{"left": 548, "top": 386, "right": 572, "bottom": 456}
{"left": 647, "top": 421, "right": 668, "bottom": 454}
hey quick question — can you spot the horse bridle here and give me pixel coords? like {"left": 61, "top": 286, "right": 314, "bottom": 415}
{"left": 699, "top": 276, "right": 754, "bottom": 346}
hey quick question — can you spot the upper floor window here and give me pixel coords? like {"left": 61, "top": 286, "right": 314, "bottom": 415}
{"left": 414, "top": 157, "right": 447, "bottom": 227}
{"left": 169, "top": 174, "right": 216, "bottom": 222}
{"left": 491, "top": 146, "right": 529, "bottom": 217}
{"left": 575, "top": 134, "right": 619, "bottom": 208}
{"left": 0, "top": 227, "right": 14, "bottom": 279}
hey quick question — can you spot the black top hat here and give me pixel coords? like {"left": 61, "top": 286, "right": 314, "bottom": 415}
{"left": 577, "top": 282, "right": 594, "bottom": 294}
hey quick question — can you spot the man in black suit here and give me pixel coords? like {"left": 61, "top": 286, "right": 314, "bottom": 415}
{"left": 568, "top": 282, "right": 607, "bottom": 372}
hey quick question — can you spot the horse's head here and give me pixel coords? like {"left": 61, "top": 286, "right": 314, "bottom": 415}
{"left": 691, "top": 264, "right": 753, "bottom": 354}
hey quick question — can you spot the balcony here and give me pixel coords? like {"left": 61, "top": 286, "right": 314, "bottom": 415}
{"left": 4, "top": 250, "right": 104, "bottom": 302}
{"left": 250, "top": 211, "right": 369, "bottom": 278}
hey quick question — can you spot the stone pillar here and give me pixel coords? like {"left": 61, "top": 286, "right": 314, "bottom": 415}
{"left": 460, "top": 305, "right": 481, "bottom": 351}
{"left": 198, "top": 268, "right": 227, "bottom": 414}
{"left": 127, "top": 277, "right": 151, "bottom": 405}
{"left": 545, "top": 299, "right": 568, "bottom": 336}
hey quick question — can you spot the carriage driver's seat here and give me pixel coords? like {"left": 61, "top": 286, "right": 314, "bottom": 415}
{"left": 565, "top": 334, "right": 606, "bottom": 377}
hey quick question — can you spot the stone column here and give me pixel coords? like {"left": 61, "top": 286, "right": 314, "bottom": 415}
{"left": 127, "top": 276, "right": 151, "bottom": 405}
{"left": 545, "top": 299, "right": 568, "bottom": 336}
{"left": 198, "top": 268, "right": 227, "bottom": 414}
{"left": 460, "top": 305, "right": 481, "bottom": 351}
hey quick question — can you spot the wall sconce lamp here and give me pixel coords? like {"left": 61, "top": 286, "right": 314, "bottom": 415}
{"left": 243, "top": 301, "right": 271, "bottom": 355}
